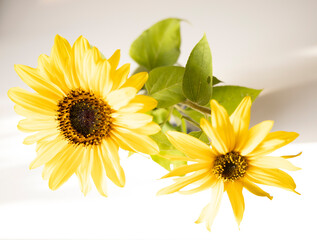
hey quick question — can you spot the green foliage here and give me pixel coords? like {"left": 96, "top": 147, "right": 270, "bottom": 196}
{"left": 189, "top": 131, "right": 209, "bottom": 144}
{"left": 146, "top": 66, "right": 185, "bottom": 108}
{"left": 130, "top": 18, "right": 181, "bottom": 70}
{"left": 212, "top": 86, "right": 262, "bottom": 115}
{"left": 183, "top": 34, "right": 213, "bottom": 105}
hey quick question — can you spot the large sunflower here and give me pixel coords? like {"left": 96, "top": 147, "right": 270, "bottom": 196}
{"left": 8, "top": 35, "right": 160, "bottom": 196}
{"left": 158, "top": 96, "right": 300, "bottom": 230}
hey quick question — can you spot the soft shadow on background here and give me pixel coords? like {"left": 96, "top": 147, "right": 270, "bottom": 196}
{"left": 0, "top": 0, "right": 316, "bottom": 239}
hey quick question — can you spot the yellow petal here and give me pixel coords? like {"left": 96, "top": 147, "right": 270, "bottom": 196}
{"left": 8, "top": 87, "right": 57, "bottom": 116}
{"left": 106, "top": 87, "right": 137, "bottom": 110}
{"left": 246, "top": 167, "right": 299, "bottom": 194}
{"left": 29, "top": 138, "right": 68, "bottom": 169}
{"left": 160, "top": 154, "right": 207, "bottom": 163}
{"left": 107, "top": 49, "right": 120, "bottom": 70}
{"left": 48, "top": 145, "right": 84, "bottom": 190}
{"left": 14, "top": 64, "right": 64, "bottom": 100}
{"left": 226, "top": 181, "right": 245, "bottom": 227}
{"left": 208, "top": 100, "right": 235, "bottom": 153}
{"left": 112, "top": 127, "right": 159, "bottom": 155}
{"left": 82, "top": 47, "right": 102, "bottom": 91}
{"left": 157, "top": 170, "right": 209, "bottom": 195}
{"left": 91, "top": 146, "right": 108, "bottom": 197}
{"left": 23, "top": 128, "right": 59, "bottom": 145}
{"left": 179, "top": 175, "right": 217, "bottom": 195}
{"left": 100, "top": 138, "right": 125, "bottom": 187}
{"left": 111, "top": 63, "right": 130, "bottom": 90}
{"left": 229, "top": 96, "right": 251, "bottom": 150}
{"left": 195, "top": 180, "right": 224, "bottom": 231}
{"left": 242, "top": 177, "right": 273, "bottom": 200}
{"left": 96, "top": 60, "right": 112, "bottom": 98}
{"left": 240, "top": 120, "right": 274, "bottom": 156}
{"left": 248, "top": 155, "right": 301, "bottom": 171}
{"left": 50, "top": 35, "right": 73, "bottom": 89}
{"left": 71, "top": 35, "right": 91, "bottom": 89}
{"left": 166, "top": 131, "right": 215, "bottom": 162}
{"left": 76, "top": 147, "right": 92, "bottom": 196}
{"left": 161, "top": 163, "right": 211, "bottom": 179}
{"left": 18, "top": 118, "right": 57, "bottom": 132}
{"left": 121, "top": 72, "right": 148, "bottom": 91}
{"left": 129, "top": 95, "right": 158, "bottom": 113}
{"left": 116, "top": 103, "right": 144, "bottom": 113}
{"left": 133, "top": 122, "right": 161, "bottom": 135}
{"left": 248, "top": 131, "right": 299, "bottom": 157}
{"left": 113, "top": 113, "right": 153, "bottom": 129}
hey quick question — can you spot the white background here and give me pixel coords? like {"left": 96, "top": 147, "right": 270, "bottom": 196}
{"left": 0, "top": 0, "right": 316, "bottom": 239}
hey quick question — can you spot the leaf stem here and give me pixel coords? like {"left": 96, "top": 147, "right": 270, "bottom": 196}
{"left": 174, "top": 105, "right": 201, "bottom": 129}
{"left": 183, "top": 99, "right": 211, "bottom": 115}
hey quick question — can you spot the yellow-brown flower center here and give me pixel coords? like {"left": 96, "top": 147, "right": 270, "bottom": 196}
{"left": 57, "top": 89, "right": 113, "bottom": 146}
{"left": 212, "top": 152, "right": 248, "bottom": 181}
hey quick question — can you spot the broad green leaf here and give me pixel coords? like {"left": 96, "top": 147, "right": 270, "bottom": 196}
{"left": 183, "top": 108, "right": 205, "bottom": 124}
{"left": 212, "top": 85, "right": 262, "bottom": 115}
{"left": 151, "top": 155, "right": 171, "bottom": 171}
{"left": 189, "top": 131, "right": 209, "bottom": 144}
{"left": 151, "top": 108, "right": 169, "bottom": 125}
{"left": 146, "top": 66, "right": 185, "bottom": 108}
{"left": 130, "top": 18, "right": 181, "bottom": 70}
{"left": 183, "top": 34, "right": 213, "bottom": 105}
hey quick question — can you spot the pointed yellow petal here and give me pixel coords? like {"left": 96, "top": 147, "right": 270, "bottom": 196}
{"left": 242, "top": 177, "right": 273, "bottom": 199}
{"left": 91, "top": 146, "right": 108, "bottom": 197}
{"left": 229, "top": 96, "right": 251, "bottom": 150}
{"left": 48, "top": 145, "right": 83, "bottom": 190}
{"left": 14, "top": 64, "right": 64, "bottom": 100}
{"left": 248, "top": 131, "right": 299, "bottom": 157}
{"left": 18, "top": 118, "right": 57, "bottom": 132}
{"left": 107, "top": 49, "right": 120, "bottom": 70}
{"left": 248, "top": 155, "right": 301, "bottom": 171}
{"left": 179, "top": 175, "right": 217, "bottom": 195}
{"left": 195, "top": 181, "right": 224, "bottom": 231}
{"left": 100, "top": 138, "right": 125, "bottom": 187}
{"left": 240, "top": 120, "right": 274, "bottom": 156}
{"left": 166, "top": 131, "right": 215, "bottom": 162}
{"left": 157, "top": 170, "right": 209, "bottom": 195}
{"left": 208, "top": 100, "right": 235, "bottom": 153}
{"left": 106, "top": 87, "right": 137, "bottom": 110}
{"left": 161, "top": 163, "right": 211, "bottom": 179}
{"left": 226, "top": 181, "right": 245, "bottom": 227}
{"left": 116, "top": 103, "right": 144, "bottom": 113}
{"left": 23, "top": 129, "right": 59, "bottom": 145}
{"left": 129, "top": 95, "right": 158, "bottom": 113}
{"left": 76, "top": 147, "right": 92, "bottom": 196}
{"left": 111, "top": 63, "right": 130, "bottom": 90}
{"left": 97, "top": 60, "right": 112, "bottom": 98}
{"left": 133, "top": 122, "right": 161, "bottom": 135}
{"left": 8, "top": 87, "right": 57, "bottom": 116}
{"left": 246, "top": 167, "right": 299, "bottom": 194}
{"left": 29, "top": 138, "right": 68, "bottom": 169}
{"left": 113, "top": 113, "right": 153, "bottom": 129}
{"left": 121, "top": 72, "right": 148, "bottom": 91}
{"left": 71, "top": 35, "right": 91, "bottom": 89}
{"left": 112, "top": 127, "right": 159, "bottom": 155}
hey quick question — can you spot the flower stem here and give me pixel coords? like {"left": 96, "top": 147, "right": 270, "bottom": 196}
{"left": 183, "top": 99, "right": 211, "bottom": 115}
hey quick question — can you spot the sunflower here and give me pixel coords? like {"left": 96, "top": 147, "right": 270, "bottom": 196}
{"left": 158, "top": 96, "right": 300, "bottom": 230}
{"left": 8, "top": 35, "right": 160, "bottom": 196}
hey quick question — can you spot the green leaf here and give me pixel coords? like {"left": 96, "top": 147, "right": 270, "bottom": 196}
{"left": 212, "top": 85, "right": 262, "bottom": 115}
{"left": 183, "top": 108, "right": 205, "bottom": 124}
{"left": 151, "top": 155, "right": 171, "bottom": 171}
{"left": 212, "top": 76, "right": 221, "bottom": 85}
{"left": 183, "top": 34, "right": 213, "bottom": 105}
{"left": 130, "top": 18, "right": 181, "bottom": 70}
{"left": 151, "top": 108, "right": 169, "bottom": 125}
{"left": 146, "top": 66, "right": 185, "bottom": 108}
{"left": 189, "top": 131, "right": 209, "bottom": 144}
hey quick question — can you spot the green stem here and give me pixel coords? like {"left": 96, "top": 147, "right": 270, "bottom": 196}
{"left": 183, "top": 99, "right": 211, "bottom": 115}
{"left": 175, "top": 105, "right": 201, "bottom": 129}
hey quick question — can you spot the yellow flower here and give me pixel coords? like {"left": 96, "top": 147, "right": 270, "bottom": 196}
{"left": 158, "top": 96, "right": 300, "bottom": 230}
{"left": 8, "top": 35, "right": 160, "bottom": 196}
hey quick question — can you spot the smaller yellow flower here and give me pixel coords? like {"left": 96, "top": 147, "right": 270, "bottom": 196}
{"left": 158, "top": 96, "right": 300, "bottom": 230}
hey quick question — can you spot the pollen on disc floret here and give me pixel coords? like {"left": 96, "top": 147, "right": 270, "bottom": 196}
{"left": 57, "top": 89, "right": 113, "bottom": 146}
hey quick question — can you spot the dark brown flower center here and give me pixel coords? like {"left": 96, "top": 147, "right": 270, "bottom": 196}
{"left": 57, "top": 89, "right": 113, "bottom": 146}
{"left": 212, "top": 151, "right": 248, "bottom": 181}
